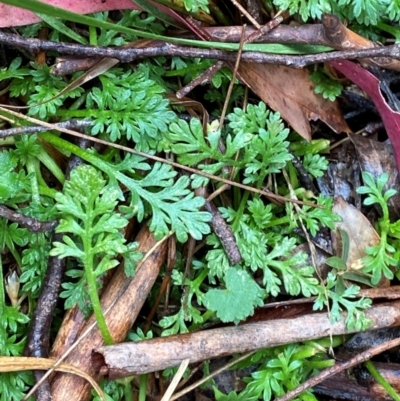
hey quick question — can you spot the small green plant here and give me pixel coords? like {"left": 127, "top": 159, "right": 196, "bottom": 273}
{"left": 203, "top": 267, "right": 265, "bottom": 324}
{"left": 50, "top": 164, "right": 142, "bottom": 344}
{"left": 160, "top": 102, "right": 366, "bottom": 334}
{"left": 310, "top": 69, "right": 343, "bottom": 102}
{"left": 325, "top": 228, "right": 373, "bottom": 291}
{"left": 40, "top": 133, "right": 212, "bottom": 242}
{"left": 356, "top": 172, "right": 398, "bottom": 285}
{"left": 0, "top": 224, "right": 32, "bottom": 401}
{"left": 272, "top": 0, "right": 395, "bottom": 26}
{"left": 0, "top": 4, "right": 397, "bottom": 399}
{"left": 313, "top": 272, "right": 372, "bottom": 331}
{"left": 183, "top": 0, "right": 209, "bottom": 13}
{"left": 214, "top": 339, "right": 339, "bottom": 401}
{"left": 58, "top": 67, "right": 176, "bottom": 151}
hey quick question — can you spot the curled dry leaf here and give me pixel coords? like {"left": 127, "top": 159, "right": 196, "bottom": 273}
{"left": 332, "top": 195, "right": 380, "bottom": 266}
{"left": 237, "top": 63, "right": 350, "bottom": 141}
{"left": 332, "top": 195, "right": 390, "bottom": 286}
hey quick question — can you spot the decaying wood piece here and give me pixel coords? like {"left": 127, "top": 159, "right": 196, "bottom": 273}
{"left": 203, "top": 14, "right": 400, "bottom": 71}
{"left": 320, "top": 14, "right": 399, "bottom": 71}
{"left": 93, "top": 301, "right": 400, "bottom": 379}
{"left": 50, "top": 303, "right": 89, "bottom": 361}
{"left": 50, "top": 226, "right": 167, "bottom": 401}
{"left": 315, "top": 362, "right": 400, "bottom": 401}
{"left": 360, "top": 285, "right": 400, "bottom": 300}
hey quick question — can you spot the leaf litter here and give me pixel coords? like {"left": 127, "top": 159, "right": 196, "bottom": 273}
{"left": 1, "top": 2, "right": 400, "bottom": 401}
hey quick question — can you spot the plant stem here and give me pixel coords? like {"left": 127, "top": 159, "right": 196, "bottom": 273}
{"left": 264, "top": 216, "right": 291, "bottom": 228}
{"left": 82, "top": 218, "right": 113, "bottom": 345}
{"left": 0, "top": 255, "right": 4, "bottom": 307}
{"left": 39, "top": 133, "right": 114, "bottom": 176}
{"left": 232, "top": 190, "right": 249, "bottom": 232}
{"left": 364, "top": 360, "right": 400, "bottom": 401}
{"left": 189, "top": 309, "right": 214, "bottom": 331}
{"left": 138, "top": 374, "right": 147, "bottom": 401}
{"left": 26, "top": 159, "right": 40, "bottom": 205}
{"left": 38, "top": 185, "right": 57, "bottom": 199}
{"left": 89, "top": 25, "right": 97, "bottom": 46}
{"left": 37, "top": 146, "right": 65, "bottom": 184}
{"left": 122, "top": 378, "right": 134, "bottom": 401}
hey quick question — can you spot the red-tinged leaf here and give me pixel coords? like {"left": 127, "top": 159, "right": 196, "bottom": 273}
{"left": 131, "top": 0, "right": 207, "bottom": 34}
{"left": 0, "top": 0, "right": 139, "bottom": 28}
{"left": 330, "top": 60, "right": 400, "bottom": 173}
{"left": 0, "top": 0, "right": 212, "bottom": 29}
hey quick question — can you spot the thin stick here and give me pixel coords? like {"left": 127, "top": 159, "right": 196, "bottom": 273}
{"left": 219, "top": 25, "right": 246, "bottom": 128}
{"left": 1, "top": 30, "right": 400, "bottom": 67}
{"left": 0, "top": 119, "right": 92, "bottom": 138}
{"left": 176, "top": 61, "right": 224, "bottom": 99}
{"left": 0, "top": 205, "right": 57, "bottom": 233}
{"left": 161, "top": 359, "right": 190, "bottom": 401}
{"left": 274, "top": 336, "right": 400, "bottom": 401}
{"left": 170, "top": 352, "right": 254, "bottom": 401}
{"left": 229, "top": 0, "right": 261, "bottom": 28}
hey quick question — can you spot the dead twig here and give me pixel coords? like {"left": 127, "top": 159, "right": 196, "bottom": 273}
{"left": 204, "top": 201, "right": 242, "bottom": 265}
{"left": 24, "top": 232, "right": 65, "bottom": 401}
{"left": 51, "top": 56, "right": 101, "bottom": 76}
{"left": 1, "top": 30, "right": 400, "bottom": 68}
{"left": 170, "top": 351, "right": 254, "bottom": 400}
{"left": 92, "top": 301, "right": 400, "bottom": 378}
{"left": 228, "top": 0, "right": 261, "bottom": 28}
{"left": 176, "top": 60, "right": 224, "bottom": 99}
{"left": 0, "top": 119, "right": 92, "bottom": 138}
{"left": 161, "top": 359, "right": 190, "bottom": 401}
{"left": 0, "top": 205, "right": 57, "bottom": 233}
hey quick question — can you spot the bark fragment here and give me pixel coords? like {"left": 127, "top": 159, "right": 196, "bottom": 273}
{"left": 93, "top": 301, "right": 400, "bottom": 379}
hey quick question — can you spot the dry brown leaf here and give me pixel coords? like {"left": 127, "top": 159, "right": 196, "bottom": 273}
{"left": 237, "top": 63, "right": 350, "bottom": 141}
{"left": 332, "top": 195, "right": 390, "bottom": 286}
{"left": 332, "top": 195, "right": 380, "bottom": 265}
